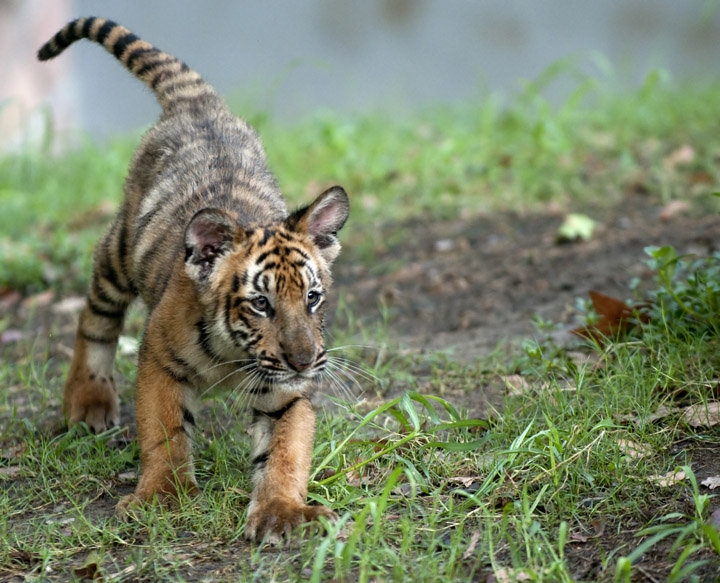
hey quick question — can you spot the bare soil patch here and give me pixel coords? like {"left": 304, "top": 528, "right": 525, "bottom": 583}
{"left": 3, "top": 194, "right": 720, "bottom": 581}
{"left": 335, "top": 194, "right": 719, "bottom": 362}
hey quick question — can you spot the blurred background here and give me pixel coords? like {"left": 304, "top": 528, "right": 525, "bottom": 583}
{"left": 2, "top": 0, "right": 720, "bottom": 145}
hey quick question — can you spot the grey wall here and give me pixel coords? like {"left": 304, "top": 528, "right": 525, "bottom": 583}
{"left": 24, "top": 0, "right": 720, "bottom": 139}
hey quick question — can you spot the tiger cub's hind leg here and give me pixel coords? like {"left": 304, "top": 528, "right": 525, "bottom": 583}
{"left": 64, "top": 228, "right": 133, "bottom": 433}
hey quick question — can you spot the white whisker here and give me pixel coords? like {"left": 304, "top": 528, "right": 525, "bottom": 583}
{"left": 327, "top": 344, "right": 375, "bottom": 353}
{"left": 322, "top": 367, "right": 356, "bottom": 401}
{"left": 199, "top": 357, "right": 255, "bottom": 375}
{"left": 201, "top": 361, "right": 257, "bottom": 397}
{"left": 327, "top": 355, "right": 380, "bottom": 384}
{"left": 229, "top": 368, "right": 267, "bottom": 414}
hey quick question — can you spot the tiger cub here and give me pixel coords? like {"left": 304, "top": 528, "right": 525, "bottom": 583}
{"left": 38, "top": 17, "right": 348, "bottom": 543}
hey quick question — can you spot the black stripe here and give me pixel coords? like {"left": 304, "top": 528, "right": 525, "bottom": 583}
{"left": 232, "top": 274, "right": 240, "bottom": 293}
{"left": 91, "top": 278, "right": 124, "bottom": 307}
{"left": 81, "top": 17, "right": 94, "bottom": 39}
{"left": 58, "top": 23, "right": 74, "bottom": 46}
{"left": 99, "top": 253, "right": 129, "bottom": 295}
{"left": 255, "top": 249, "right": 276, "bottom": 264}
{"left": 255, "top": 396, "right": 304, "bottom": 420}
{"left": 158, "top": 76, "right": 205, "bottom": 94}
{"left": 80, "top": 331, "right": 116, "bottom": 345}
{"left": 259, "top": 229, "right": 276, "bottom": 246}
{"left": 161, "top": 364, "right": 190, "bottom": 385}
{"left": 252, "top": 452, "right": 269, "bottom": 466}
{"left": 183, "top": 408, "right": 196, "bottom": 426}
{"left": 71, "top": 18, "right": 85, "bottom": 39}
{"left": 286, "top": 246, "right": 310, "bottom": 260}
{"left": 95, "top": 20, "right": 115, "bottom": 45}
{"left": 134, "top": 205, "right": 163, "bottom": 241}
{"left": 126, "top": 47, "right": 155, "bottom": 70}
{"left": 150, "top": 62, "right": 182, "bottom": 89}
{"left": 164, "top": 94, "right": 217, "bottom": 110}
{"left": 168, "top": 348, "right": 199, "bottom": 382}
{"left": 150, "top": 270, "right": 173, "bottom": 305}
{"left": 224, "top": 295, "right": 235, "bottom": 340}
{"left": 112, "top": 32, "right": 139, "bottom": 59}
{"left": 117, "top": 219, "right": 131, "bottom": 280}
{"left": 136, "top": 56, "right": 174, "bottom": 79}
{"left": 252, "top": 270, "right": 262, "bottom": 291}
{"left": 88, "top": 299, "right": 125, "bottom": 320}
{"left": 135, "top": 189, "right": 236, "bottom": 247}
{"left": 150, "top": 426, "right": 186, "bottom": 451}
{"left": 195, "top": 319, "right": 216, "bottom": 359}
{"left": 230, "top": 326, "right": 251, "bottom": 346}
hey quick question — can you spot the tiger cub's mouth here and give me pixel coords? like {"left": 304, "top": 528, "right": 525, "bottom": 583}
{"left": 262, "top": 367, "right": 324, "bottom": 386}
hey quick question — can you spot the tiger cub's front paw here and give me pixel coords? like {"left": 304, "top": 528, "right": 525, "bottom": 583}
{"left": 65, "top": 374, "right": 120, "bottom": 434}
{"left": 115, "top": 475, "right": 200, "bottom": 519}
{"left": 245, "top": 498, "right": 337, "bottom": 544}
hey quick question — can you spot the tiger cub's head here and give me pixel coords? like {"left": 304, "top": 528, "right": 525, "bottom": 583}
{"left": 184, "top": 186, "right": 349, "bottom": 393}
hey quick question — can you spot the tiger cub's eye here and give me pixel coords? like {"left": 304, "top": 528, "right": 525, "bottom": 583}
{"left": 307, "top": 290, "right": 322, "bottom": 308}
{"left": 251, "top": 296, "right": 269, "bottom": 313}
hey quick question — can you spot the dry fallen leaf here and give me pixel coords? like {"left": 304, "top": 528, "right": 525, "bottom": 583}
{"left": 688, "top": 170, "right": 713, "bottom": 186}
{"left": 709, "top": 507, "right": 720, "bottom": 531}
{"left": 72, "top": 565, "right": 102, "bottom": 582}
{"left": 0, "top": 466, "right": 22, "bottom": 478}
{"left": 701, "top": 476, "right": 720, "bottom": 490}
{"left": 681, "top": 402, "right": 720, "bottom": 427}
{"left": 570, "top": 521, "right": 605, "bottom": 544}
{"left": 21, "top": 289, "right": 54, "bottom": 310}
{"left": 617, "top": 403, "right": 682, "bottom": 425}
{"left": 647, "top": 403, "right": 683, "bottom": 422}
{"left": 648, "top": 469, "right": 686, "bottom": 487}
{"left": 499, "top": 374, "right": 530, "bottom": 396}
{"left": 617, "top": 439, "right": 653, "bottom": 459}
{"left": 116, "top": 471, "right": 137, "bottom": 483}
{"left": 0, "top": 288, "right": 22, "bottom": 311}
{"left": 663, "top": 144, "right": 695, "bottom": 171}
{"left": 658, "top": 200, "right": 690, "bottom": 222}
{"left": 51, "top": 296, "right": 87, "bottom": 315}
{"left": 462, "top": 530, "right": 481, "bottom": 559}
{"left": 487, "top": 568, "right": 532, "bottom": 583}
{"left": 571, "top": 290, "right": 650, "bottom": 344}
{"left": 0, "top": 329, "right": 24, "bottom": 344}
{"left": 448, "top": 476, "right": 481, "bottom": 488}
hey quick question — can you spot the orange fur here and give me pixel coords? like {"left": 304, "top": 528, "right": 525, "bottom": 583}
{"left": 40, "top": 17, "right": 349, "bottom": 542}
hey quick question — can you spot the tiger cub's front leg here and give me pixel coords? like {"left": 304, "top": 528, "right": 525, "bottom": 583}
{"left": 116, "top": 340, "right": 199, "bottom": 514}
{"left": 246, "top": 396, "right": 337, "bottom": 543}
{"left": 64, "top": 232, "right": 133, "bottom": 433}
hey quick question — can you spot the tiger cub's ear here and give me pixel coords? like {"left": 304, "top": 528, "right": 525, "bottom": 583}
{"left": 287, "top": 186, "right": 349, "bottom": 264}
{"left": 185, "top": 208, "right": 240, "bottom": 283}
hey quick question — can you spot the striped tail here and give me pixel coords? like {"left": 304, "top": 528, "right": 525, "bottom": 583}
{"left": 37, "top": 17, "right": 218, "bottom": 113}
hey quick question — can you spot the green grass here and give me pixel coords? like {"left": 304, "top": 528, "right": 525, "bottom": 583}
{"left": 3, "top": 278, "right": 720, "bottom": 581}
{"left": 2, "top": 66, "right": 720, "bottom": 581}
{"left": 3, "top": 66, "right": 720, "bottom": 292}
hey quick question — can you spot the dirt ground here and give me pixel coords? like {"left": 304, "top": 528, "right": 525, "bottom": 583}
{"left": 331, "top": 194, "right": 720, "bottom": 581}
{"left": 334, "top": 194, "right": 719, "bottom": 362}
{"left": 3, "top": 193, "right": 720, "bottom": 581}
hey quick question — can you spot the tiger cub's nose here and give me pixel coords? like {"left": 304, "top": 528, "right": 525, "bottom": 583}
{"left": 286, "top": 353, "right": 314, "bottom": 372}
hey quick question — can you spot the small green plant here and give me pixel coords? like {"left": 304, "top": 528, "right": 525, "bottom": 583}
{"left": 645, "top": 245, "right": 720, "bottom": 326}
{"left": 615, "top": 466, "right": 720, "bottom": 583}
